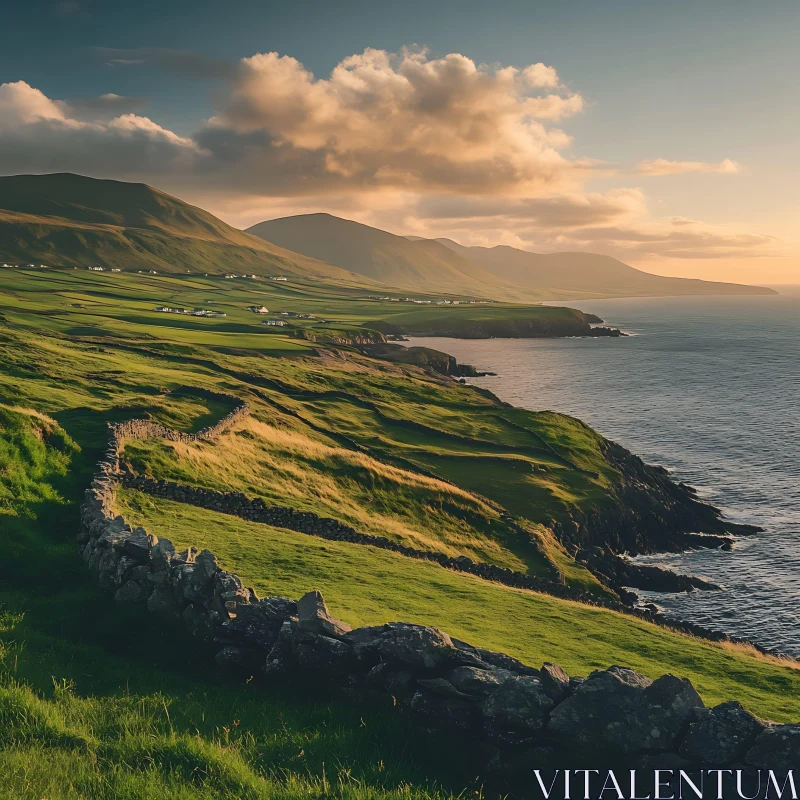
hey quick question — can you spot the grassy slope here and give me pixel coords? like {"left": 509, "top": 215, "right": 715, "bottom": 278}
{"left": 115, "top": 491, "right": 800, "bottom": 723}
{"left": 0, "top": 385, "right": 471, "bottom": 799}
{"left": 1, "top": 268, "right": 797, "bottom": 795}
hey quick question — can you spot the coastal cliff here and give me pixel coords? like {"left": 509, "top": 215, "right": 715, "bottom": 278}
{"left": 364, "top": 308, "right": 623, "bottom": 339}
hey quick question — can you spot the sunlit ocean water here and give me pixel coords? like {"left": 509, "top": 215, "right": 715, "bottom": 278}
{"left": 407, "top": 289, "right": 800, "bottom": 655}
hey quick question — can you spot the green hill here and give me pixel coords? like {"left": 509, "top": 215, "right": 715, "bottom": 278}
{"left": 0, "top": 174, "right": 378, "bottom": 287}
{"left": 247, "top": 213, "right": 544, "bottom": 301}
{"left": 432, "top": 239, "right": 776, "bottom": 298}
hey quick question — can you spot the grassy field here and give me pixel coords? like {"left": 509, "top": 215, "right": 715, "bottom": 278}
{"left": 1, "top": 267, "right": 796, "bottom": 796}
{"left": 115, "top": 490, "right": 800, "bottom": 723}
{"left": 0, "top": 397, "right": 476, "bottom": 799}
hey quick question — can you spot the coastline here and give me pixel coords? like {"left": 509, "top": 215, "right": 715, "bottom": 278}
{"left": 394, "top": 330, "right": 782, "bottom": 655}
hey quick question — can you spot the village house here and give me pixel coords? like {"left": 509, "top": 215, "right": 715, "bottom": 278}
{"left": 246, "top": 306, "right": 270, "bottom": 314}
{"left": 262, "top": 319, "right": 287, "bottom": 326}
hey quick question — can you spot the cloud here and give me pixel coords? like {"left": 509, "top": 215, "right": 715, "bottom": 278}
{"left": 0, "top": 81, "right": 201, "bottom": 176}
{"left": 414, "top": 188, "right": 646, "bottom": 229}
{"left": 195, "top": 47, "right": 586, "bottom": 195}
{"left": 636, "top": 158, "right": 740, "bottom": 176}
{"left": 0, "top": 48, "right": 777, "bottom": 265}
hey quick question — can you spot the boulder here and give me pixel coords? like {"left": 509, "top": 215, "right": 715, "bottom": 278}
{"left": 548, "top": 666, "right": 704, "bottom": 753}
{"left": 294, "top": 633, "right": 356, "bottom": 675}
{"left": 151, "top": 538, "right": 175, "bottom": 574}
{"left": 264, "top": 620, "right": 297, "bottom": 676}
{"left": 114, "top": 579, "right": 147, "bottom": 604}
{"left": 121, "top": 527, "right": 156, "bottom": 562}
{"left": 745, "top": 724, "right": 800, "bottom": 770}
{"left": 482, "top": 675, "right": 554, "bottom": 736}
{"left": 448, "top": 665, "right": 515, "bottom": 695}
{"left": 147, "top": 586, "right": 183, "bottom": 620}
{"left": 183, "top": 603, "right": 218, "bottom": 642}
{"left": 680, "top": 701, "right": 767, "bottom": 764}
{"left": 295, "top": 591, "right": 352, "bottom": 637}
{"left": 346, "top": 622, "right": 456, "bottom": 671}
{"left": 417, "top": 678, "right": 473, "bottom": 700}
{"left": 215, "top": 597, "right": 297, "bottom": 650}
{"left": 540, "top": 662, "right": 570, "bottom": 703}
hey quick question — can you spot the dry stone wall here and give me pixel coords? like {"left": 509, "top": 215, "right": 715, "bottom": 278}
{"left": 78, "top": 396, "right": 799, "bottom": 779}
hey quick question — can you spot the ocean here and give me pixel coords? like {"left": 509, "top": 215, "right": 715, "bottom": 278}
{"left": 407, "top": 288, "right": 800, "bottom": 656}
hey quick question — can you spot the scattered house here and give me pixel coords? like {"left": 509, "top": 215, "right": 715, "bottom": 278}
{"left": 111, "top": 268, "right": 121, "bottom": 273}
{"left": 148, "top": 270, "right": 158, "bottom": 275}
{"left": 1, "top": 264, "right": 18, "bottom": 269}
{"left": 298, "top": 313, "right": 316, "bottom": 319}
{"left": 154, "top": 306, "right": 172, "bottom": 312}
{"left": 247, "top": 306, "right": 270, "bottom": 314}
{"left": 268, "top": 276, "right": 288, "bottom": 281}
{"left": 88, "top": 266, "right": 104, "bottom": 271}
{"left": 262, "top": 319, "right": 287, "bottom": 327}
{"left": 224, "top": 274, "right": 237, "bottom": 279}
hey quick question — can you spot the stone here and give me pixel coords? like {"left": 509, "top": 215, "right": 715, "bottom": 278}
{"left": 151, "top": 538, "right": 175, "bottom": 573}
{"left": 548, "top": 666, "right": 704, "bottom": 754}
{"left": 114, "top": 579, "right": 147, "bottom": 604}
{"left": 448, "top": 665, "right": 515, "bottom": 695}
{"left": 745, "top": 724, "right": 800, "bottom": 770}
{"left": 183, "top": 603, "right": 217, "bottom": 642}
{"left": 295, "top": 633, "right": 356, "bottom": 675}
{"left": 264, "top": 620, "right": 297, "bottom": 676}
{"left": 417, "top": 678, "right": 472, "bottom": 700}
{"left": 147, "top": 586, "right": 183, "bottom": 620}
{"left": 214, "top": 570, "right": 250, "bottom": 605}
{"left": 540, "top": 662, "right": 570, "bottom": 703}
{"left": 680, "top": 701, "right": 767, "bottom": 765}
{"left": 194, "top": 549, "right": 220, "bottom": 580}
{"left": 215, "top": 597, "right": 296, "bottom": 649}
{"left": 452, "top": 639, "right": 539, "bottom": 676}
{"left": 296, "top": 590, "right": 352, "bottom": 637}
{"left": 121, "top": 527, "right": 156, "bottom": 561}
{"left": 482, "top": 675, "right": 553, "bottom": 736}
{"left": 345, "top": 622, "right": 456, "bottom": 671}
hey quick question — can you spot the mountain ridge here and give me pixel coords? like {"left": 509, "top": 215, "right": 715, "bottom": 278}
{"left": 0, "top": 173, "right": 378, "bottom": 287}
{"left": 247, "top": 212, "right": 543, "bottom": 301}
{"left": 427, "top": 237, "right": 776, "bottom": 298}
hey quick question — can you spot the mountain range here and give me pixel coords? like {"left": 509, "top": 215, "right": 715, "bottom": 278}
{"left": 0, "top": 174, "right": 775, "bottom": 300}
{"left": 251, "top": 213, "right": 774, "bottom": 299}
{"left": 0, "top": 173, "right": 373, "bottom": 287}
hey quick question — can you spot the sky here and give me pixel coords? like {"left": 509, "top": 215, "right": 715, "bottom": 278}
{"left": 1, "top": 0, "right": 798, "bottom": 283}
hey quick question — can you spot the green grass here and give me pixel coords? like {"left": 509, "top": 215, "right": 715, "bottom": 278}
{"left": 0, "top": 410, "right": 474, "bottom": 800}
{"left": 1, "top": 265, "right": 797, "bottom": 795}
{"left": 115, "top": 490, "right": 800, "bottom": 723}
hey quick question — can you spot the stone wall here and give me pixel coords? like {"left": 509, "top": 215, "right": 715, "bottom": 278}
{"left": 77, "top": 397, "right": 799, "bottom": 779}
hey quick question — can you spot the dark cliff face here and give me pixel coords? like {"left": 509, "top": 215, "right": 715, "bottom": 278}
{"left": 552, "top": 438, "right": 759, "bottom": 560}
{"left": 366, "top": 314, "right": 623, "bottom": 339}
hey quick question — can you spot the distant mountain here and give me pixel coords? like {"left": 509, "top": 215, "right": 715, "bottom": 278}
{"left": 430, "top": 239, "right": 776, "bottom": 298}
{"left": 0, "top": 174, "right": 373, "bottom": 286}
{"left": 246, "top": 213, "right": 542, "bottom": 300}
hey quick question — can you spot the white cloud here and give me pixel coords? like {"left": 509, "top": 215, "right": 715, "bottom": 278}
{"left": 636, "top": 158, "right": 740, "bottom": 176}
{"left": 0, "top": 81, "right": 201, "bottom": 176}
{"left": 197, "top": 47, "right": 586, "bottom": 195}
